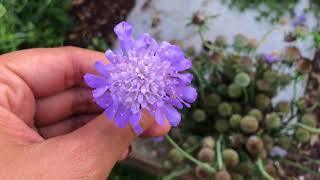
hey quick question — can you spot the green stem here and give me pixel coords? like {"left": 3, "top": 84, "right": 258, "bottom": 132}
{"left": 306, "top": 102, "right": 320, "bottom": 112}
{"left": 243, "top": 88, "right": 249, "bottom": 104}
{"left": 162, "top": 166, "right": 192, "bottom": 180}
{"left": 191, "top": 66, "right": 206, "bottom": 103}
{"left": 256, "top": 158, "right": 275, "bottom": 180}
{"left": 297, "top": 123, "right": 320, "bottom": 134}
{"left": 165, "top": 135, "right": 216, "bottom": 172}
{"left": 280, "top": 159, "right": 320, "bottom": 177}
{"left": 216, "top": 135, "right": 224, "bottom": 170}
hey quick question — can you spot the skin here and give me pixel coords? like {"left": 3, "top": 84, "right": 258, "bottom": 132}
{"left": 0, "top": 47, "right": 170, "bottom": 180}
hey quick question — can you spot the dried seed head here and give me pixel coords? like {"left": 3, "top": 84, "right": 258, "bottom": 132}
{"left": 197, "top": 147, "right": 215, "bottom": 163}
{"left": 218, "top": 103, "right": 233, "bottom": 117}
{"left": 234, "top": 72, "right": 251, "bottom": 88}
{"left": 215, "top": 170, "right": 231, "bottom": 180}
{"left": 284, "top": 46, "right": 301, "bottom": 62}
{"left": 229, "top": 133, "right": 245, "bottom": 148}
{"left": 248, "top": 109, "right": 263, "bottom": 121}
{"left": 301, "top": 113, "right": 317, "bottom": 128}
{"left": 255, "top": 94, "right": 271, "bottom": 110}
{"left": 208, "top": 93, "right": 221, "bottom": 107}
{"left": 192, "top": 109, "right": 206, "bottom": 122}
{"left": 202, "top": 136, "right": 215, "bottom": 149}
{"left": 246, "top": 136, "right": 264, "bottom": 155}
{"left": 229, "top": 114, "right": 242, "bottom": 129}
{"left": 169, "top": 148, "right": 184, "bottom": 163}
{"left": 295, "top": 128, "right": 310, "bottom": 143}
{"left": 192, "top": 11, "right": 206, "bottom": 25}
{"left": 214, "top": 35, "right": 227, "bottom": 47}
{"left": 265, "top": 113, "right": 281, "bottom": 129}
{"left": 215, "top": 119, "right": 230, "bottom": 133}
{"left": 228, "top": 83, "right": 242, "bottom": 98}
{"left": 222, "top": 149, "right": 240, "bottom": 168}
{"left": 275, "top": 101, "right": 291, "bottom": 115}
{"left": 240, "top": 116, "right": 259, "bottom": 133}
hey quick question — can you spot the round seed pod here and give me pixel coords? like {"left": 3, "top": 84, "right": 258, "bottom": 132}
{"left": 231, "top": 173, "right": 244, "bottom": 180}
{"left": 170, "top": 128, "right": 182, "bottom": 139}
{"left": 163, "top": 160, "right": 173, "bottom": 169}
{"left": 195, "top": 164, "right": 213, "bottom": 179}
{"left": 214, "top": 35, "right": 227, "bottom": 47}
{"left": 295, "top": 128, "right": 310, "bottom": 143}
{"left": 229, "top": 114, "right": 242, "bottom": 129}
{"left": 284, "top": 46, "right": 301, "bottom": 62}
{"left": 265, "top": 113, "right": 281, "bottom": 129}
{"left": 263, "top": 70, "right": 277, "bottom": 83}
{"left": 228, "top": 83, "right": 242, "bottom": 98}
{"left": 297, "top": 58, "right": 312, "bottom": 74}
{"left": 208, "top": 93, "right": 221, "bottom": 107}
{"left": 197, "top": 147, "right": 215, "bottom": 163}
{"left": 233, "top": 33, "right": 248, "bottom": 48}
{"left": 246, "top": 136, "right": 264, "bottom": 155}
{"left": 218, "top": 103, "right": 233, "bottom": 117}
{"left": 202, "top": 136, "right": 215, "bottom": 149}
{"left": 301, "top": 113, "right": 317, "bottom": 128}
{"left": 275, "top": 101, "right": 291, "bottom": 115}
{"left": 231, "top": 102, "right": 242, "bottom": 114}
{"left": 247, "top": 38, "right": 258, "bottom": 49}
{"left": 257, "top": 79, "right": 271, "bottom": 92}
{"left": 211, "top": 52, "right": 223, "bottom": 65}
{"left": 169, "top": 148, "right": 184, "bottom": 163}
{"left": 186, "top": 135, "right": 198, "bottom": 147}
{"left": 279, "top": 74, "right": 292, "bottom": 86}
{"left": 248, "top": 109, "right": 263, "bottom": 121}
{"left": 262, "top": 135, "right": 274, "bottom": 151}
{"left": 215, "top": 119, "right": 230, "bottom": 133}
{"left": 215, "top": 170, "right": 231, "bottom": 180}
{"left": 229, "top": 133, "right": 245, "bottom": 148}
{"left": 255, "top": 94, "right": 271, "bottom": 110}
{"left": 217, "top": 84, "right": 228, "bottom": 96}
{"left": 222, "top": 149, "right": 240, "bottom": 168}
{"left": 192, "top": 11, "right": 205, "bottom": 25}
{"left": 278, "top": 135, "right": 292, "bottom": 149}
{"left": 240, "top": 116, "right": 259, "bottom": 133}
{"left": 235, "top": 162, "right": 253, "bottom": 176}
{"left": 234, "top": 72, "right": 251, "bottom": 88}
{"left": 192, "top": 109, "right": 206, "bottom": 122}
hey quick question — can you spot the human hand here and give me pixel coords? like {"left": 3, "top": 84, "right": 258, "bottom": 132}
{"left": 0, "top": 47, "right": 170, "bottom": 180}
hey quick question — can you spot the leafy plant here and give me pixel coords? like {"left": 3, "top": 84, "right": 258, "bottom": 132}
{"left": 0, "top": 0, "right": 72, "bottom": 53}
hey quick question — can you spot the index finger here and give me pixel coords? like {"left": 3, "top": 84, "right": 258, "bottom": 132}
{"left": 0, "top": 46, "right": 106, "bottom": 98}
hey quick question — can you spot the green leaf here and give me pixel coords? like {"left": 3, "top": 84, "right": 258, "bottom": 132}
{"left": 0, "top": 3, "right": 6, "bottom": 18}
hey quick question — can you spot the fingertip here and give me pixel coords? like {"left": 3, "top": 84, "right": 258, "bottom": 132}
{"left": 141, "top": 119, "right": 171, "bottom": 137}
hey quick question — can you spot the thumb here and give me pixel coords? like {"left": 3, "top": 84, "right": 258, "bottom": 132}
{"left": 57, "top": 111, "right": 154, "bottom": 176}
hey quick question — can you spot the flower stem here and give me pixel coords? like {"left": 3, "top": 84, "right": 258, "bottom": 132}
{"left": 191, "top": 66, "right": 206, "bottom": 103}
{"left": 280, "top": 159, "right": 320, "bottom": 177}
{"left": 256, "top": 158, "right": 275, "bottom": 180}
{"left": 216, "top": 135, "right": 224, "bottom": 170}
{"left": 162, "top": 166, "right": 192, "bottom": 180}
{"left": 165, "top": 135, "right": 216, "bottom": 172}
{"left": 297, "top": 123, "right": 320, "bottom": 134}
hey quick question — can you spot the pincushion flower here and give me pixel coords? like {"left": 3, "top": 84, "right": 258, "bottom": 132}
{"left": 84, "top": 21, "right": 197, "bottom": 135}
{"left": 263, "top": 51, "right": 281, "bottom": 63}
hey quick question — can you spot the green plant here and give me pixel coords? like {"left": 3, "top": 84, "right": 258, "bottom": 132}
{"left": 0, "top": 0, "right": 71, "bottom": 53}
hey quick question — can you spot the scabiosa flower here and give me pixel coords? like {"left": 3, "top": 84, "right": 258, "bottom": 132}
{"left": 84, "top": 21, "right": 197, "bottom": 135}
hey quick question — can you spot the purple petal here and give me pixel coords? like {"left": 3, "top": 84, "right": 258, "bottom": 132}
{"left": 95, "top": 95, "right": 112, "bottom": 109}
{"left": 114, "top": 21, "right": 133, "bottom": 40}
{"left": 173, "top": 73, "right": 193, "bottom": 84}
{"left": 92, "top": 87, "right": 108, "bottom": 98}
{"left": 104, "top": 101, "right": 119, "bottom": 120}
{"left": 105, "top": 50, "right": 117, "bottom": 64}
{"left": 179, "top": 86, "right": 198, "bottom": 103}
{"left": 135, "top": 33, "right": 159, "bottom": 51}
{"left": 129, "top": 111, "right": 143, "bottom": 135}
{"left": 163, "top": 105, "right": 181, "bottom": 127}
{"left": 155, "top": 109, "right": 165, "bottom": 125}
{"left": 114, "top": 106, "right": 130, "bottom": 128}
{"left": 94, "top": 61, "right": 110, "bottom": 77}
{"left": 159, "top": 42, "right": 185, "bottom": 63}
{"left": 84, "top": 74, "right": 108, "bottom": 88}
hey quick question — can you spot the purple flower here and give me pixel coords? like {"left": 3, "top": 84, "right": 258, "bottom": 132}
{"left": 263, "top": 51, "right": 281, "bottom": 63}
{"left": 293, "top": 15, "right": 306, "bottom": 27}
{"left": 84, "top": 21, "right": 197, "bottom": 135}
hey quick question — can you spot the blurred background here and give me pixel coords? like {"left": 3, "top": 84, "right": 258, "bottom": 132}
{"left": 1, "top": 0, "right": 319, "bottom": 179}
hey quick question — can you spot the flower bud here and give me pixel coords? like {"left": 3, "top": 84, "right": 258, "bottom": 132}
{"left": 297, "top": 58, "right": 312, "bottom": 74}
{"left": 248, "top": 109, "right": 263, "bottom": 121}
{"left": 222, "top": 149, "right": 240, "bottom": 168}
{"left": 208, "top": 93, "right": 221, "bottom": 107}
{"left": 195, "top": 164, "right": 214, "bottom": 179}
{"left": 197, "top": 147, "right": 215, "bottom": 163}
{"left": 263, "top": 70, "right": 277, "bottom": 83}
{"left": 246, "top": 136, "right": 264, "bottom": 155}
{"left": 295, "top": 128, "right": 310, "bottom": 143}
{"left": 229, "top": 114, "right": 242, "bottom": 129}
{"left": 301, "top": 113, "right": 317, "bottom": 128}
{"left": 214, "top": 35, "right": 227, "bottom": 47}
{"left": 275, "top": 101, "right": 291, "bottom": 115}
{"left": 215, "top": 170, "right": 231, "bottom": 180}
{"left": 229, "top": 133, "right": 245, "bottom": 148}
{"left": 211, "top": 52, "right": 223, "bottom": 65}
{"left": 265, "top": 113, "right": 281, "bottom": 129}
{"left": 255, "top": 94, "right": 271, "bottom": 110}
{"left": 257, "top": 79, "right": 271, "bottom": 92}
{"left": 233, "top": 33, "right": 248, "bottom": 49}
{"left": 215, "top": 119, "right": 229, "bottom": 133}
{"left": 240, "top": 116, "right": 259, "bottom": 133}
{"left": 247, "top": 38, "right": 258, "bottom": 49}
{"left": 202, "top": 136, "right": 215, "bottom": 149}
{"left": 231, "top": 102, "right": 242, "bottom": 114}
{"left": 234, "top": 72, "right": 251, "bottom": 88}
{"left": 192, "top": 11, "right": 206, "bottom": 25}
{"left": 228, "top": 83, "right": 242, "bottom": 98}
{"left": 169, "top": 148, "right": 184, "bottom": 163}
{"left": 218, "top": 102, "right": 233, "bottom": 117}
{"left": 278, "top": 135, "right": 292, "bottom": 149}
{"left": 192, "top": 109, "right": 206, "bottom": 122}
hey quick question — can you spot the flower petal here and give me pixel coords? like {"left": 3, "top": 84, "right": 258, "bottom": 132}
{"left": 179, "top": 86, "right": 197, "bottom": 103}
{"left": 104, "top": 101, "right": 119, "bottom": 120}
{"left": 84, "top": 74, "right": 109, "bottom": 88}
{"left": 94, "top": 61, "right": 110, "bottom": 77}
{"left": 92, "top": 87, "right": 108, "bottom": 98}
{"left": 155, "top": 109, "right": 165, "bottom": 125}
{"left": 163, "top": 105, "right": 181, "bottom": 127}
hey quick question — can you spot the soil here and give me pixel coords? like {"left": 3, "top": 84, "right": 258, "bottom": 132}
{"left": 66, "top": 0, "right": 135, "bottom": 47}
